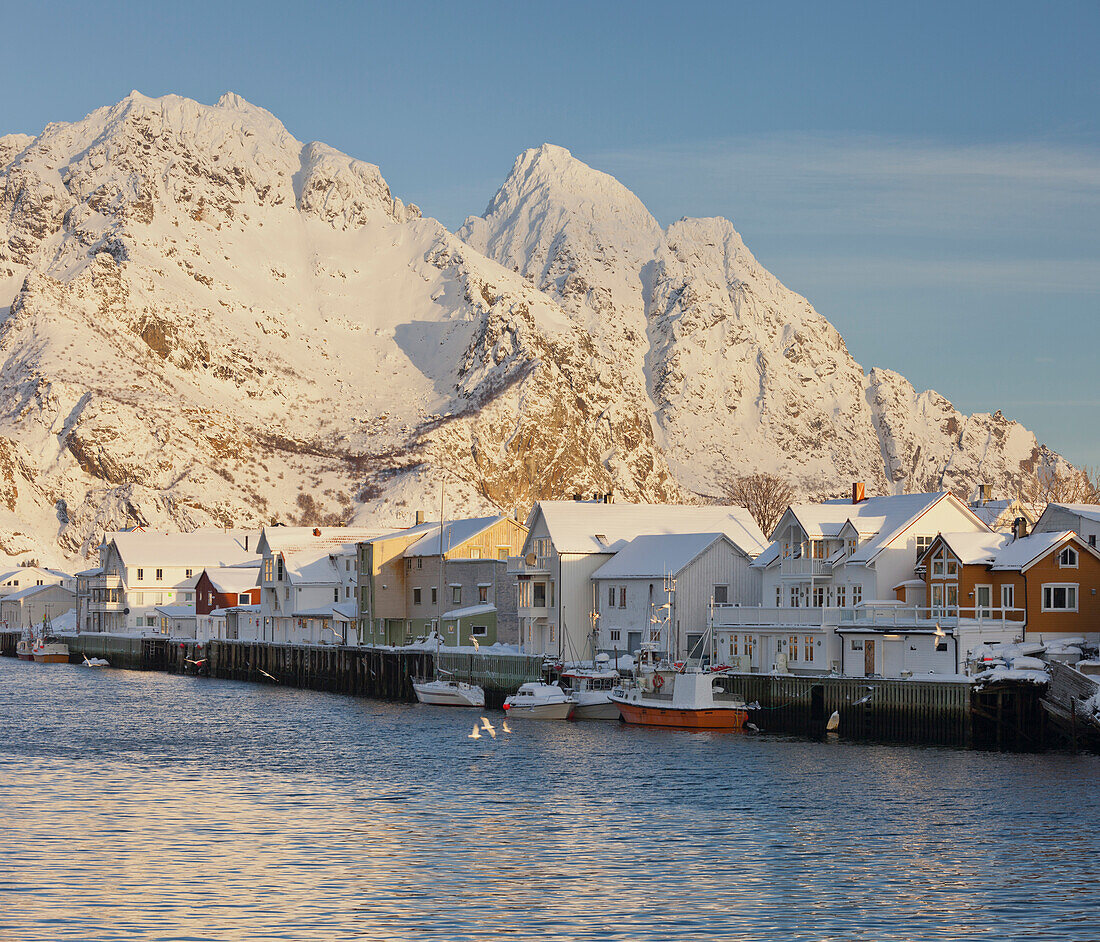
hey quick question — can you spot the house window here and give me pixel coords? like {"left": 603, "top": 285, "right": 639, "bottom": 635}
{"left": 811, "top": 541, "right": 825, "bottom": 559}
{"left": 263, "top": 558, "right": 273, "bottom": 582}
{"left": 608, "top": 586, "right": 615, "bottom": 608}
{"left": 452, "top": 586, "right": 461, "bottom": 605}
{"left": 812, "top": 587, "right": 826, "bottom": 607}
{"left": 431, "top": 587, "right": 438, "bottom": 605}
{"left": 946, "top": 560, "right": 958, "bottom": 577}
{"left": 185, "top": 569, "right": 193, "bottom": 578}
{"left": 946, "top": 584, "right": 958, "bottom": 610}
{"left": 533, "top": 583, "right": 546, "bottom": 607}
{"left": 1059, "top": 547, "right": 1078, "bottom": 568}
{"left": 916, "top": 536, "right": 933, "bottom": 562}
{"left": 136, "top": 569, "right": 144, "bottom": 581}
{"left": 1042, "top": 584, "right": 1078, "bottom": 612}
{"left": 406, "top": 558, "right": 413, "bottom": 571}
{"left": 333, "top": 587, "right": 339, "bottom": 603}
{"left": 836, "top": 586, "right": 847, "bottom": 608}
{"left": 276, "top": 557, "right": 284, "bottom": 581}
{"left": 932, "top": 551, "right": 945, "bottom": 577}
{"left": 851, "top": 640, "right": 863, "bottom": 651}
{"left": 782, "top": 542, "right": 791, "bottom": 559}
{"left": 184, "top": 592, "right": 193, "bottom": 603}
{"left": 498, "top": 547, "right": 508, "bottom": 560}
{"left": 1001, "top": 584, "right": 1014, "bottom": 611}
{"left": 804, "top": 636, "right": 814, "bottom": 662}
{"left": 619, "top": 587, "right": 627, "bottom": 608}
{"left": 851, "top": 586, "right": 862, "bottom": 606}
{"left": 931, "top": 584, "right": 944, "bottom": 609}
{"left": 471, "top": 625, "right": 487, "bottom": 637}
{"left": 975, "top": 585, "right": 993, "bottom": 617}
{"left": 239, "top": 594, "right": 250, "bottom": 605}
{"left": 284, "top": 587, "right": 290, "bottom": 600}
{"left": 789, "top": 636, "right": 799, "bottom": 661}
{"left": 789, "top": 587, "right": 800, "bottom": 608}
{"left": 847, "top": 538, "right": 857, "bottom": 556}
{"left": 469, "top": 548, "right": 481, "bottom": 559}
{"left": 775, "top": 587, "right": 782, "bottom": 607}
{"left": 478, "top": 585, "right": 489, "bottom": 603}
{"left": 155, "top": 568, "right": 163, "bottom": 581}
{"left": 1090, "top": 535, "right": 1097, "bottom": 548}
{"left": 345, "top": 586, "right": 351, "bottom": 599}
{"left": 416, "top": 558, "right": 423, "bottom": 570}
{"left": 610, "top": 629, "right": 621, "bottom": 642}
{"left": 413, "top": 587, "right": 422, "bottom": 606}
{"left": 731, "top": 634, "right": 739, "bottom": 656}
{"left": 713, "top": 585, "right": 728, "bottom": 604}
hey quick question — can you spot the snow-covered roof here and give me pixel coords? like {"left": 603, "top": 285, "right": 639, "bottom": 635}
{"left": 403, "top": 516, "right": 507, "bottom": 557}
{"left": 109, "top": 529, "right": 260, "bottom": 568}
{"left": 931, "top": 532, "right": 1010, "bottom": 566}
{"left": 441, "top": 603, "right": 496, "bottom": 619}
{"left": 990, "top": 531, "right": 1085, "bottom": 571}
{"left": 153, "top": 605, "right": 196, "bottom": 618}
{"left": 591, "top": 533, "right": 729, "bottom": 580}
{"left": 969, "top": 499, "right": 1038, "bottom": 528}
{"left": 202, "top": 567, "right": 260, "bottom": 594}
{"left": 531, "top": 502, "right": 767, "bottom": 558}
{"left": 333, "top": 602, "right": 358, "bottom": 620}
{"left": 0, "top": 583, "right": 74, "bottom": 602}
{"left": 1041, "top": 503, "right": 1100, "bottom": 524}
{"left": 0, "top": 567, "right": 71, "bottom": 584}
{"left": 260, "top": 526, "right": 392, "bottom": 584}
{"left": 76, "top": 567, "right": 102, "bottom": 577}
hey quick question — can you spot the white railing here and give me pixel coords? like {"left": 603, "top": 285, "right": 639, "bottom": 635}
{"left": 507, "top": 555, "right": 551, "bottom": 575}
{"left": 779, "top": 557, "right": 830, "bottom": 576}
{"left": 839, "top": 605, "right": 1025, "bottom": 628}
{"left": 712, "top": 605, "right": 829, "bottom": 627}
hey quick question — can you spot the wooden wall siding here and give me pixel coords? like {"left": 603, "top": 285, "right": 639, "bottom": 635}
{"left": 676, "top": 540, "right": 762, "bottom": 637}
{"left": 1024, "top": 546, "right": 1100, "bottom": 636}
{"left": 560, "top": 553, "right": 611, "bottom": 660}
{"left": 442, "top": 518, "right": 528, "bottom": 560}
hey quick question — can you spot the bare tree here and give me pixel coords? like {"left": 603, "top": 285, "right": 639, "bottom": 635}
{"left": 1022, "top": 465, "right": 1100, "bottom": 507}
{"left": 716, "top": 472, "right": 795, "bottom": 537}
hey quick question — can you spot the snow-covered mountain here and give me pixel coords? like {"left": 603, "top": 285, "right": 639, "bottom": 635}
{"left": 0, "top": 95, "right": 1067, "bottom": 564}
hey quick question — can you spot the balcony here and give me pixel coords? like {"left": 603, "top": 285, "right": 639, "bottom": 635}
{"left": 838, "top": 604, "right": 1026, "bottom": 629}
{"left": 88, "top": 598, "right": 127, "bottom": 613}
{"left": 712, "top": 605, "right": 829, "bottom": 628}
{"left": 508, "top": 555, "right": 552, "bottom": 576}
{"left": 91, "top": 572, "right": 124, "bottom": 590}
{"left": 779, "top": 557, "right": 830, "bottom": 577}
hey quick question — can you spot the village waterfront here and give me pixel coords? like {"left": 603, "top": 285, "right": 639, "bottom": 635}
{"left": 2, "top": 658, "right": 1098, "bottom": 942}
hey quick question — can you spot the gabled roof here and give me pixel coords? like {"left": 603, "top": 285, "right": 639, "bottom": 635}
{"left": 0, "top": 583, "right": 75, "bottom": 602}
{"left": 769, "top": 492, "right": 990, "bottom": 566}
{"left": 441, "top": 602, "right": 497, "bottom": 619}
{"left": 1038, "top": 503, "right": 1100, "bottom": 525}
{"left": 969, "top": 498, "right": 1039, "bottom": 528}
{"left": 530, "top": 502, "right": 767, "bottom": 558}
{"left": 403, "top": 516, "right": 510, "bottom": 557}
{"left": 109, "top": 529, "right": 261, "bottom": 568}
{"left": 591, "top": 533, "right": 730, "bottom": 580}
{"left": 990, "top": 530, "right": 1100, "bottom": 571}
{"left": 259, "top": 526, "right": 394, "bottom": 584}
{"left": 927, "top": 532, "right": 1010, "bottom": 566}
{"left": 202, "top": 566, "right": 260, "bottom": 594}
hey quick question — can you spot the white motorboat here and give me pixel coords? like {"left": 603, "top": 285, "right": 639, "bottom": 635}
{"left": 503, "top": 682, "right": 575, "bottom": 720}
{"left": 413, "top": 678, "right": 485, "bottom": 707}
{"left": 32, "top": 636, "right": 70, "bottom": 664}
{"left": 610, "top": 669, "right": 751, "bottom": 730}
{"left": 559, "top": 668, "right": 621, "bottom": 720}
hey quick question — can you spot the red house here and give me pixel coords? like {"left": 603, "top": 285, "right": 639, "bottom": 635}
{"left": 195, "top": 566, "right": 261, "bottom": 615}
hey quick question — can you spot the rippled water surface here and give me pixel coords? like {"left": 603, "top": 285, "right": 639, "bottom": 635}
{"left": 2, "top": 659, "right": 1099, "bottom": 941}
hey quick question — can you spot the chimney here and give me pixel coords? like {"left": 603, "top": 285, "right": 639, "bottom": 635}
{"left": 573, "top": 494, "right": 583, "bottom": 502}
{"left": 244, "top": 535, "right": 249, "bottom": 551}
{"left": 979, "top": 483, "right": 992, "bottom": 505}
{"left": 1012, "top": 517, "right": 1028, "bottom": 541}
{"left": 852, "top": 482, "right": 866, "bottom": 504}
{"left": 312, "top": 527, "right": 321, "bottom": 537}
{"left": 415, "top": 510, "right": 425, "bottom": 526}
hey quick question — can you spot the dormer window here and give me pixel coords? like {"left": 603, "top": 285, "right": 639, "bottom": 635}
{"left": 1058, "top": 546, "right": 1078, "bottom": 568}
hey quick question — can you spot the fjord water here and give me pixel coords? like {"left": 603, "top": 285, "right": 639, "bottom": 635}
{"left": 2, "top": 660, "right": 1097, "bottom": 942}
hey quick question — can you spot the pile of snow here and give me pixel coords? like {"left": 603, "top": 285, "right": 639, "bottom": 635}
{"left": 975, "top": 666, "right": 1051, "bottom": 687}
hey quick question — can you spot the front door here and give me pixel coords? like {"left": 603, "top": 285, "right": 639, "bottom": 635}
{"left": 864, "top": 639, "right": 876, "bottom": 676}
{"left": 976, "top": 585, "right": 992, "bottom": 618}
{"left": 627, "top": 631, "right": 641, "bottom": 655}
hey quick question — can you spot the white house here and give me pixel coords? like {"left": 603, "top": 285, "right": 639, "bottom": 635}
{"left": 257, "top": 526, "right": 391, "bottom": 645}
{"left": 511, "top": 500, "right": 767, "bottom": 659}
{"left": 591, "top": 533, "right": 762, "bottom": 661}
{"left": 83, "top": 529, "right": 260, "bottom": 635}
{"left": 713, "top": 488, "right": 993, "bottom": 675}
{"left": 0, "top": 567, "right": 74, "bottom": 597}
{"left": 1033, "top": 503, "right": 1100, "bottom": 549}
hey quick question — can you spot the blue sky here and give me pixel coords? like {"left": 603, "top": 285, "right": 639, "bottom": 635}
{"left": 3, "top": 1, "right": 1098, "bottom": 466}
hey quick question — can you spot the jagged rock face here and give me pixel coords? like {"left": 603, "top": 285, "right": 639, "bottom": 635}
{"left": 0, "top": 95, "right": 681, "bottom": 564}
{"left": 0, "top": 96, "right": 1073, "bottom": 563}
{"left": 461, "top": 144, "right": 1072, "bottom": 502}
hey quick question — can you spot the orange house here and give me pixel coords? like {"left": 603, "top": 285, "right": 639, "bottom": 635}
{"left": 919, "top": 530, "right": 1100, "bottom": 639}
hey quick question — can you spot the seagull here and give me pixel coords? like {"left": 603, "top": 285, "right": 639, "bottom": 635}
{"left": 468, "top": 724, "right": 482, "bottom": 739}
{"left": 480, "top": 717, "right": 496, "bottom": 738}
{"left": 257, "top": 668, "right": 278, "bottom": 683}
{"left": 184, "top": 658, "right": 206, "bottom": 667}
{"left": 746, "top": 722, "right": 761, "bottom": 733}
{"left": 501, "top": 720, "right": 512, "bottom": 733}
{"left": 826, "top": 710, "right": 840, "bottom": 732}
{"left": 470, "top": 637, "right": 480, "bottom": 652}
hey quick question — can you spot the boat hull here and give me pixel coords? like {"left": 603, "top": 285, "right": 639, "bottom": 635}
{"left": 503, "top": 701, "right": 574, "bottom": 720}
{"left": 17, "top": 653, "right": 35, "bottom": 661}
{"left": 33, "top": 652, "right": 70, "bottom": 664}
{"left": 572, "top": 700, "right": 622, "bottom": 721}
{"left": 413, "top": 681, "right": 485, "bottom": 708}
{"left": 614, "top": 698, "right": 747, "bottom": 730}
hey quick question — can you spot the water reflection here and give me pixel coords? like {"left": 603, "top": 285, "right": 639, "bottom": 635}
{"left": 1, "top": 658, "right": 1098, "bottom": 941}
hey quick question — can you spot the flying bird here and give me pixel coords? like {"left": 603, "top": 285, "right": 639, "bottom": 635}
{"left": 257, "top": 668, "right": 278, "bottom": 683}
{"left": 501, "top": 720, "right": 512, "bottom": 733}
{"left": 184, "top": 658, "right": 206, "bottom": 667}
{"left": 480, "top": 717, "right": 496, "bottom": 738}
{"left": 468, "top": 724, "right": 482, "bottom": 740}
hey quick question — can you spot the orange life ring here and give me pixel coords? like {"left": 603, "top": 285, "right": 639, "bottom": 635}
{"left": 652, "top": 673, "right": 664, "bottom": 690}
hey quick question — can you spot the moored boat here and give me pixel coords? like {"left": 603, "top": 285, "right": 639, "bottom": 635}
{"left": 560, "top": 667, "right": 621, "bottom": 720}
{"left": 503, "top": 682, "right": 575, "bottom": 720}
{"left": 413, "top": 678, "right": 485, "bottom": 707}
{"left": 16, "top": 634, "right": 35, "bottom": 661}
{"left": 32, "top": 636, "right": 70, "bottom": 664}
{"left": 610, "top": 669, "right": 750, "bottom": 730}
